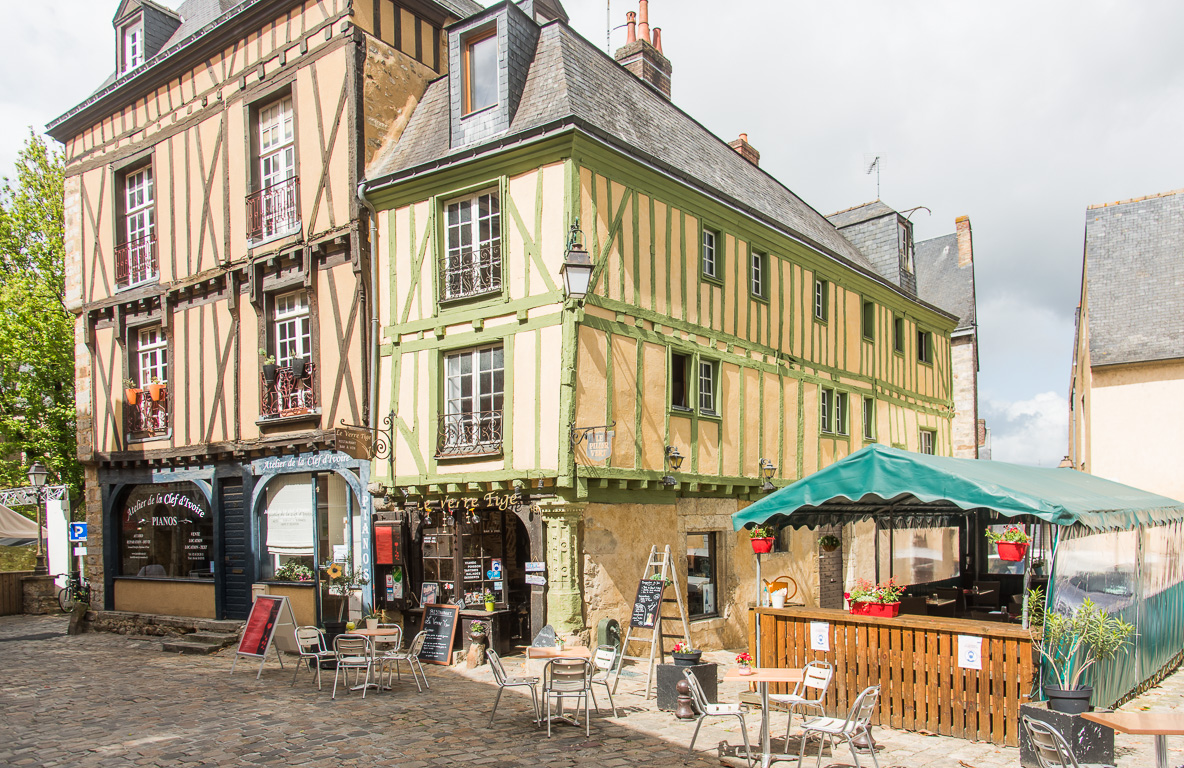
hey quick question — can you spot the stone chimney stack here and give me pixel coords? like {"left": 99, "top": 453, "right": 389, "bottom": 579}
{"left": 956, "top": 215, "right": 973, "bottom": 267}
{"left": 729, "top": 133, "right": 760, "bottom": 166}
{"left": 614, "top": 1, "right": 672, "bottom": 99}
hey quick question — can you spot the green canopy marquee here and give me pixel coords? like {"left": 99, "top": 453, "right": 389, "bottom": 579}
{"left": 733, "top": 444, "right": 1184, "bottom": 533}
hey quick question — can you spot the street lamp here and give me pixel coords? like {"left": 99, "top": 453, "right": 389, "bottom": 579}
{"left": 662, "top": 445, "right": 684, "bottom": 487}
{"left": 560, "top": 221, "right": 593, "bottom": 301}
{"left": 759, "top": 458, "right": 776, "bottom": 492}
{"left": 26, "top": 461, "right": 49, "bottom": 575}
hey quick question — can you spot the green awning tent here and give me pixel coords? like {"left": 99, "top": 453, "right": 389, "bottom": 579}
{"left": 733, "top": 444, "right": 1184, "bottom": 533}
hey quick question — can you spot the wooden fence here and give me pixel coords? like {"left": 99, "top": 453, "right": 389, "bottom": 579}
{"left": 0, "top": 571, "right": 33, "bottom": 616}
{"left": 750, "top": 606, "right": 1036, "bottom": 747}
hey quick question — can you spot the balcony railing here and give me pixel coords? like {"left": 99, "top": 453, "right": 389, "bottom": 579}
{"left": 437, "top": 410, "right": 503, "bottom": 456}
{"left": 260, "top": 363, "right": 317, "bottom": 418}
{"left": 125, "top": 387, "right": 169, "bottom": 438}
{"left": 115, "top": 235, "right": 158, "bottom": 288}
{"left": 439, "top": 243, "right": 502, "bottom": 301}
{"left": 247, "top": 177, "right": 300, "bottom": 243}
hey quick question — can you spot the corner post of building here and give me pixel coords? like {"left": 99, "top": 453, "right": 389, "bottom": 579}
{"left": 538, "top": 499, "right": 585, "bottom": 637}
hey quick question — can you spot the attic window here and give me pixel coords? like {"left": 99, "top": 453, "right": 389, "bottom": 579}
{"left": 122, "top": 18, "right": 145, "bottom": 73}
{"left": 463, "top": 29, "right": 498, "bottom": 115}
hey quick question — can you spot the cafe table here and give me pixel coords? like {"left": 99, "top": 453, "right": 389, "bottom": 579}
{"left": 350, "top": 627, "right": 401, "bottom": 691}
{"left": 1081, "top": 710, "right": 1184, "bottom": 768}
{"left": 723, "top": 666, "right": 804, "bottom": 768}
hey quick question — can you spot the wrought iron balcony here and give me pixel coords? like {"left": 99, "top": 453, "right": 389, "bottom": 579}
{"left": 437, "top": 410, "right": 503, "bottom": 456}
{"left": 115, "top": 235, "right": 158, "bottom": 288}
{"left": 260, "top": 363, "right": 317, "bottom": 418}
{"left": 125, "top": 387, "right": 169, "bottom": 438}
{"left": 247, "top": 176, "right": 300, "bottom": 242}
{"left": 439, "top": 243, "right": 502, "bottom": 301}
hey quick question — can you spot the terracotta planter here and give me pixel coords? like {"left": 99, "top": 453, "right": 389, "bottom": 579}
{"left": 126, "top": 388, "right": 141, "bottom": 405}
{"left": 868, "top": 602, "right": 901, "bottom": 618}
{"left": 997, "top": 541, "right": 1029, "bottom": 561}
{"left": 750, "top": 537, "right": 775, "bottom": 554}
{"left": 148, "top": 383, "right": 165, "bottom": 402}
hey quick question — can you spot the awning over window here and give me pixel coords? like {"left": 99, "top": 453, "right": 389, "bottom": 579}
{"left": 733, "top": 444, "right": 1184, "bottom": 533}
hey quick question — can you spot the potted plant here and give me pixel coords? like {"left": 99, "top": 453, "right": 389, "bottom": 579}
{"left": 273, "top": 561, "right": 314, "bottom": 582}
{"left": 845, "top": 578, "right": 906, "bottom": 617}
{"left": 1029, "top": 588, "right": 1135, "bottom": 714}
{"left": 671, "top": 640, "right": 702, "bottom": 667}
{"left": 292, "top": 356, "right": 308, "bottom": 379}
{"left": 481, "top": 588, "right": 496, "bottom": 612}
{"left": 147, "top": 376, "right": 166, "bottom": 402}
{"left": 736, "top": 651, "right": 753, "bottom": 675}
{"left": 362, "top": 606, "right": 386, "bottom": 631}
{"left": 819, "top": 534, "right": 841, "bottom": 552}
{"left": 124, "top": 378, "right": 141, "bottom": 405}
{"left": 260, "top": 350, "right": 277, "bottom": 385}
{"left": 986, "top": 525, "right": 1031, "bottom": 561}
{"left": 469, "top": 620, "right": 488, "bottom": 644}
{"left": 749, "top": 525, "right": 775, "bottom": 554}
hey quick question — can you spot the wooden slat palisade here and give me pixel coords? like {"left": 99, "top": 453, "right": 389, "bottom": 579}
{"left": 0, "top": 571, "right": 34, "bottom": 616}
{"left": 749, "top": 606, "right": 1035, "bottom": 747}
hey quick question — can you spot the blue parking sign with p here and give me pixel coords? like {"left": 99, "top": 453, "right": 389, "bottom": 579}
{"left": 69, "top": 522, "right": 87, "bottom": 542}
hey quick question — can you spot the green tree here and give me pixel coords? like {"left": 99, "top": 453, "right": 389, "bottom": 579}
{"left": 0, "top": 130, "right": 79, "bottom": 501}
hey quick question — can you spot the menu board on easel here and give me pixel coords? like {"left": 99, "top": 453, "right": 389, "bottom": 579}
{"left": 417, "top": 604, "right": 460, "bottom": 665}
{"left": 630, "top": 579, "right": 665, "bottom": 628}
{"left": 231, "top": 595, "right": 297, "bottom": 679}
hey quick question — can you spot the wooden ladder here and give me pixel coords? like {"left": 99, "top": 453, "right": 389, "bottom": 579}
{"left": 611, "top": 544, "right": 692, "bottom": 699}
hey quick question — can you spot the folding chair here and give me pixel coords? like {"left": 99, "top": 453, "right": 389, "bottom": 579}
{"left": 487, "top": 648, "right": 540, "bottom": 726}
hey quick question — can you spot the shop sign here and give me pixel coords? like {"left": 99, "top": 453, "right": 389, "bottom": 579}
{"left": 334, "top": 426, "right": 374, "bottom": 461}
{"left": 254, "top": 453, "right": 350, "bottom": 473}
{"left": 572, "top": 423, "right": 615, "bottom": 466}
{"left": 525, "top": 574, "right": 547, "bottom": 586}
{"left": 463, "top": 560, "right": 482, "bottom": 581}
{"left": 525, "top": 562, "right": 545, "bottom": 572}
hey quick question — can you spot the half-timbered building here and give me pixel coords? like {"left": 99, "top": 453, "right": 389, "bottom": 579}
{"left": 48, "top": 0, "right": 480, "bottom": 625}
{"left": 362, "top": 1, "right": 959, "bottom": 649}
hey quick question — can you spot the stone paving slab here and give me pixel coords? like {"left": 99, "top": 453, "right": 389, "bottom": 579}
{"left": 1, "top": 614, "right": 1182, "bottom": 767}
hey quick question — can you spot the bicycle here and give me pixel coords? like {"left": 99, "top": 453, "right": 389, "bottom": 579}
{"left": 58, "top": 571, "right": 91, "bottom": 613}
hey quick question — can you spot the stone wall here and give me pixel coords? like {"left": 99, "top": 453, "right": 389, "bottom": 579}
{"left": 951, "top": 335, "right": 979, "bottom": 458}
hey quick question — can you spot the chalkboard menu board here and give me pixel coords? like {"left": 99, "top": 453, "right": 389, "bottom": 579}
{"left": 418, "top": 604, "right": 461, "bottom": 665}
{"left": 630, "top": 579, "right": 665, "bottom": 628}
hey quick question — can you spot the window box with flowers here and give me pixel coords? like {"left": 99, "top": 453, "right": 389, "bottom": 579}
{"left": 845, "top": 578, "right": 906, "bottom": 618}
{"left": 986, "top": 525, "right": 1030, "bottom": 561}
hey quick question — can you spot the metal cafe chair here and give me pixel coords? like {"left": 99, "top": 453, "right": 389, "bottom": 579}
{"left": 331, "top": 633, "right": 374, "bottom": 700}
{"left": 486, "top": 648, "right": 540, "bottom": 726}
{"left": 768, "top": 659, "right": 833, "bottom": 753}
{"left": 797, "top": 684, "right": 881, "bottom": 768}
{"left": 373, "top": 624, "right": 404, "bottom": 688}
{"left": 384, "top": 629, "right": 430, "bottom": 692}
{"left": 542, "top": 658, "right": 594, "bottom": 737}
{"left": 588, "top": 644, "right": 619, "bottom": 718}
{"left": 292, "top": 625, "right": 335, "bottom": 690}
{"left": 1022, "top": 714, "right": 1116, "bottom": 768}
{"left": 683, "top": 667, "right": 753, "bottom": 768}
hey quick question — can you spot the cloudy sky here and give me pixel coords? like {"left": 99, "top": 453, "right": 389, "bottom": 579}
{"left": 5, "top": 0, "right": 1182, "bottom": 466}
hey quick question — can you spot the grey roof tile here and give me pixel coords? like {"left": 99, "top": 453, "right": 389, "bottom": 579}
{"left": 827, "top": 200, "right": 896, "bottom": 229}
{"left": 914, "top": 232, "right": 975, "bottom": 331}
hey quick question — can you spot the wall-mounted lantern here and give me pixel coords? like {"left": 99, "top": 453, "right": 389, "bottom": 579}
{"left": 662, "top": 445, "right": 684, "bottom": 487}
{"left": 560, "top": 220, "right": 593, "bottom": 300}
{"left": 759, "top": 457, "right": 776, "bottom": 492}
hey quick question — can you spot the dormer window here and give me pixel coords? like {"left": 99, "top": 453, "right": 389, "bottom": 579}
{"left": 463, "top": 30, "right": 498, "bottom": 114}
{"left": 122, "top": 19, "right": 144, "bottom": 73}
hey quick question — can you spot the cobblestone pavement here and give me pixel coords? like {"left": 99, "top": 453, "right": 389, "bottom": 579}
{"left": 1, "top": 614, "right": 1181, "bottom": 767}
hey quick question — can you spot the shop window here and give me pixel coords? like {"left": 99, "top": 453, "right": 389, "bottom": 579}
{"left": 920, "top": 428, "right": 936, "bottom": 455}
{"left": 687, "top": 532, "right": 718, "bottom": 619}
{"left": 421, "top": 511, "right": 508, "bottom": 608}
{"left": 248, "top": 94, "right": 299, "bottom": 242}
{"left": 814, "top": 279, "right": 828, "bottom": 322}
{"left": 440, "top": 344, "right": 504, "bottom": 455}
{"left": 116, "top": 163, "right": 156, "bottom": 288}
{"left": 119, "top": 482, "right": 213, "bottom": 578}
{"left": 463, "top": 29, "right": 498, "bottom": 114}
{"left": 442, "top": 189, "right": 501, "bottom": 301}
{"left": 702, "top": 228, "right": 718, "bottom": 279}
{"left": 670, "top": 352, "right": 690, "bottom": 410}
{"left": 698, "top": 359, "right": 718, "bottom": 416}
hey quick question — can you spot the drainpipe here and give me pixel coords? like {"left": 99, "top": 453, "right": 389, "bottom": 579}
{"left": 357, "top": 181, "right": 379, "bottom": 434}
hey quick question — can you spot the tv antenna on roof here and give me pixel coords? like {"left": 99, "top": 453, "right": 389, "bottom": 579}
{"left": 864, "top": 154, "right": 882, "bottom": 200}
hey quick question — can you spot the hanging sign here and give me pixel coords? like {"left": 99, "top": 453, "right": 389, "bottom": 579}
{"left": 572, "top": 423, "right": 616, "bottom": 466}
{"left": 525, "top": 574, "right": 547, "bottom": 586}
{"left": 526, "top": 562, "right": 546, "bottom": 572}
{"left": 809, "top": 622, "right": 830, "bottom": 652}
{"left": 957, "top": 635, "right": 984, "bottom": 670}
{"left": 334, "top": 426, "right": 374, "bottom": 460}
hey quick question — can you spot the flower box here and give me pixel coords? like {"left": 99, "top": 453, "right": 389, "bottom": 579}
{"left": 849, "top": 602, "right": 872, "bottom": 616}
{"left": 867, "top": 602, "right": 900, "bottom": 618}
{"left": 750, "top": 537, "right": 775, "bottom": 554}
{"left": 997, "top": 541, "right": 1029, "bottom": 561}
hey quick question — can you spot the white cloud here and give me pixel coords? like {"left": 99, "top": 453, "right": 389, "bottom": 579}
{"left": 982, "top": 391, "right": 1068, "bottom": 467}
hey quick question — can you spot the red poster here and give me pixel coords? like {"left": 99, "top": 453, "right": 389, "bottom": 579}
{"left": 375, "top": 525, "right": 394, "bottom": 565}
{"left": 238, "top": 596, "right": 282, "bottom": 656}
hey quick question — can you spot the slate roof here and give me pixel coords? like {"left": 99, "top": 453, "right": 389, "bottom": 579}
{"left": 914, "top": 232, "right": 975, "bottom": 332}
{"left": 368, "top": 22, "right": 881, "bottom": 277}
{"left": 827, "top": 200, "right": 897, "bottom": 229}
{"left": 1085, "top": 189, "right": 1184, "bottom": 366}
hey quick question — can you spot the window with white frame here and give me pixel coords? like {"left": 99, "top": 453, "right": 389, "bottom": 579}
{"left": 443, "top": 190, "right": 501, "bottom": 300}
{"left": 920, "top": 429, "right": 936, "bottom": 455}
{"left": 136, "top": 326, "right": 167, "bottom": 387}
{"left": 751, "top": 250, "right": 766, "bottom": 297}
{"left": 442, "top": 345, "right": 505, "bottom": 454}
{"left": 274, "top": 291, "right": 311, "bottom": 369}
{"left": 698, "top": 359, "right": 718, "bottom": 415}
{"left": 814, "top": 279, "right": 829, "bottom": 321}
{"left": 122, "top": 20, "right": 144, "bottom": 73}
{"left": 250, "top": 96, "right": 298, "bottom": 242}
{"left": 702, "top": 228, "right": 718, "bottom": 279}
{"left": 820, "top": 387, "right": 832, "bottom": 433}
{"left": 834, "top": 391, "right": 849, "bottom": 435}
{"left": 119, "top": 165, "right": 156, "bottom": 286}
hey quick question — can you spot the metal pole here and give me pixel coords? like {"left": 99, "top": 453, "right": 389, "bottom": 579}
{"left": 33, "top": 489, "right": 47, "bottom": 575}
{"left": 754, "top": 551, "right": 762, "bottom": 667}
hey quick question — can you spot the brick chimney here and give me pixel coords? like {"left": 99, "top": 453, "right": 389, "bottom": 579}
{"left": 729, "top": 133, "right": 760, "bottom": 166}
{"left": 956, "top": 215, "right": 973, "bottom": 268}
{"left": 614, "top": 1, "right": 672, "bottom": 99}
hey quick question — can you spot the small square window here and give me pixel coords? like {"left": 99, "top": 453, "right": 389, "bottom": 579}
{"left": 698, "top": 359, "right": 718, "bottom": 415}
{"left": 863, "top": 397, "right": 875, "bottom": 441}
{"left": 750, "top": 251, "right": 766, "bottom": 298}
{"left": 464, "top": 30, "right": 498, "bottom": 114}
{"left": 893, "top": 316, "right": 905, "bottom": 354}
{"left": 814, "top": 279, "right": 829, "bottom": 322}
{"left": 917, "top": 329, "right": 933, "bottom": 364}
{"left": 820, "top": 387, "right": 832, "bottom": 433}
{"left": 920, "top": 429, "right": 936, "bottom": 455}
{"left": 671, "top": 352, "right": 691, "bottom": 410}
{"left": 702, "top": 228, "right": 718, "bottom": 279}
{"left": 862, "top": 300, "right": 875, "bottom": 341}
